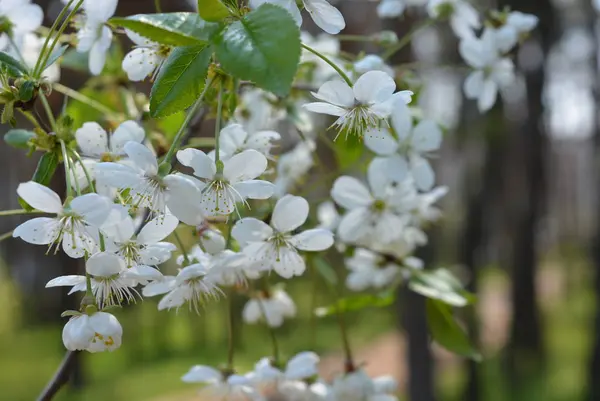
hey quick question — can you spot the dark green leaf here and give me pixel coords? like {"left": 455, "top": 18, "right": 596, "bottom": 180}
{"left": 426, "top": 299, "right": 481, "bottom": 361}
{"left": 409, "top": 268, "right": 474, "bottom": 307}
{"left": 0, "top": 51, "right": 28, "bottom": 77}
{"left": 44, "top": 44, "right": 69, "bottom": 71}
{"left": 4, "top": 129, "right": 35, "bottom": 149}
{"left": 197, "top": 0, "right": 231, "bottom": 21}
{"left": 214, "top": 4, "right": 301, "bottom": 96}
{"left": 18, "top": 80, "right": 35, "bottom": 102}
{"left": 315, "top": 291, "right": 394, "bottom": 317}
{"left": 110, "top": 13, "right": 220, "bottom": 46}
{"left": 150, "top": 44, "right": 212, "bottom": 118}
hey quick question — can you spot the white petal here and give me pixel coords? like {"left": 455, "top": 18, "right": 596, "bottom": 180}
{"left": 86, "top": 252, "right": 125, "bottom": 277}
{"left": 290, "top": 229, "right": 334, "bottom": 251}
{"left": 353, "top": 71, "right": 396, "bottom": 104}
{"left": 377, "top": 0, "right": 405, "bottom": 18}
{"left": 242, "top": 299, "right": 262, "bottom": 324}
{"left": 70, "top": 194, "right": 111, "bottom": 227}
{"left": 271, "top": 195, "right": 309, "bottom": 233}
{"left": 13, "top": 217, "right": 60, "bottom": 245}
{"left": 246, "top": 131, "right": 281, "bottom": 155}
{"left": 223, "top": 150, "right": 267, "bottom": 182}
{"left": 219, "top": 123, "right": 248, "bottom": 156}
{"left": 285, "top": 351, "right": 320, "bottom": 380}
{"left": 273, "top": 246, "right": 306, "bottom": 278}
{"left": 139, "top": 242, "right": 176, "bottom": 265}
{"left": 111, "top": 121, "right": 145, "bottom": 154}
{"left": 459, "top": 37, "right": 485, "bottom": 69}
{"left": 390, "top": 100, "right": 412, "bottom": 141}
{"left": 124, "top": 141, "right": 158, "bottom": 175}
{"left": 411, "top": 156, "right": 436, "bottom": 191}
{"left": 103, "top": 211, "right": 134, "bottom": 243}
{"left": 75, "top": 122, "right": 108, "bottom": 157}
{"left": 62, "top": 230, "right": 94, "bottom": 259}
{"left": 46, "top": 275, "right": 86, "bottom": 288}
{"left": 232, "top": 217, "right": 273, "bottom": 247}
{"left": 303, "top": 0, "right": 345, "bottom": 35}
{"left": 384, "top": 155, "right": 409, "bottom": 183}
{"left": 364, "top": 128, "right": 398, "bottom": 155}
{"left": 177, "top": 148, "right": 216, "bottom": 179}
{"left": 95, "top": 162, "right": 142, "bottom": 188}
{"left": 182, "top": 365, "right": 222, "bottom": 383}
{"left": 83, "top": 0, "right": 118, "bottom": 22}
{"left": 142, "top": 277, "right": 175, "bottom": 297}
{"left": 62, "top": 315, "right": 94, "bottom": 351}
{"left": 8, "top": 3, "right": 43, "bottom": 33}
{"left": 303, "top": 102, "right": 347, "bottom": 116}
{"left": 346, "top": 270, "right": 373, "bottom": 291}
{"left": 477, "top": 79, "right": 498, "bottom": 112}
{"left": 17, "top": 181, "right": 62, "bottom": 213}
{"left": 137, "top": 214, "right": 179, "bottom": 245}
{"left": 367, "top": 157, "right": 392, "bottom": 198}
{"left": 122, "top": 47, "right": 161, "bottom": 82}
{"left": 331, "top": 176, "right": 373, "bottom": 209}
{"left": 411, "top": 120, "right": 442, "bottom": 152}
{"left": 233, "top": 180, "right": 274, "bottom": 200}
{"left": 311, "top": 80, "right": 354, "bottom": 108}
{"left": 337, "top": 208, "right": 371, "bottom": 243}
{"left": 463, "top": 70, "right": 484, "bottom": 100}
{"left": 88, "top": 26, "right": 112, "bottom": 76}
{"left": 164, "top": 174, "right": 204, "bottom": 225}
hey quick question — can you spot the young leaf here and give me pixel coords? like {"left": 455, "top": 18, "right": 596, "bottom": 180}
{"left": 0, "top": 52, "right": 28, "bottom": 77}
{"left": 214, "top": 4, "right": 301, "bottom": 96}
{"left": 197, "top": 0, "right": 231, "bottom": 21}
{"left": 110, "top": 13, "right": 221, "bottom": 47}
{"left": 409, "top": 268, "right": 474, "bottom": 307}
{"left": 315, "top": 291, "right": 395, "bottom": 317}
{"left": 44, "top": 44, "right": 69, "bottom": 71}
{"left": 150, "top": 44, "right": 212, "bottom": 118}
{"left": 4, "top": 129, "right": 35, "bottom": 149}
{"left": 18, "top": 80, "right": 36, "bottom": 102}
{"left": 426, "top": 299, "right": 482, "bottom": 361}
{"left": 32, "top": 151, "right": 60, "bottom": 186}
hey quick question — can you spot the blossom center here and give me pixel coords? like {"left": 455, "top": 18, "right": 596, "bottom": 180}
{"left": 332, "top": 105, "right": 382, "bottom": 140}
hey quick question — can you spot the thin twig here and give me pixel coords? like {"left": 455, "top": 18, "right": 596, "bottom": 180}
{"left": 36, "top": 350, "right": 78, "bottom": 401}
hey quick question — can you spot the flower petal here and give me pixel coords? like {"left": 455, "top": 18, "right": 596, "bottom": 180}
{"left": 337, "top": 208, "right": 371, "bottom": 243}
{"left": 75, "top": 122, "right": 108, "bottom": 157}
{"left": 232, "top": 217, "right": 273, "bottom": 247}
{"left": 124, "top": 141, "right": 158, "bottom": 175}
{"left": 311, "top": 80, "right": 354, "bottom": 108}
{"left": 233, "top": 180, "right": 274, "bottom": 200}
{"left": 290, "top": 228, "right": 334, "bottom": 251}
{"left": 411, "top": 120, "right": 442, "bottom": 152}
{"left": 17, "top": 181, "right": 62, "bottom": 213}
{"left": 303, "top": 102, "right": 347, "bottom": 116}
{"left": 70, "top": 193, "right": 111, "bottom": 227}
{"left": 303, "top": 0, "right": 345, "bottom": 35}
{"left": 137, "top": 214, "right": 179, "bottom": 245}
{"left": 353, "top": 71, "right": 396, "bottom": 104}
{"left": 364, "top": 128, "right": 398, "bottom": 155}
{"left": 95, "top": 162, "right": 142, "bottom": 188}
{"left": 223, "top": 149, "right": 267, "bottom": 183}
{"left": 111, "top": 121, "right": 145, "bottom": 154}
{"left": 410, "top": 156, "right": 436, "bottom": 191}
{"left": 331, "top": 176, "right": 373, "bottom": 209}
{"left": 273, "top": 246, "right": 305, "bottom": 278}
{"left": 164, "top": 174, "right": 204, "bottom": 225}
{"left": 86, "top": 252, "right": 126, "bottom": 277}
{"left": 13, "top": 217, "right": 60, "bottom": 245}
{"left": 122, "top": 47, "right": 160, "bottom": 82}
{"left": 271, "top": 195, "right": 309, "bottom": 233}
{"left": 176, "top": 148, "right": 216, "bottom": 180}
{"left": 219, "top": 124, "right": 248, "bottom": 156}
{"left": 182, "top": 365, "right": 222, "bottom": 383}
{"left": 46, "top": 275, "right": 86, "bottom": 288}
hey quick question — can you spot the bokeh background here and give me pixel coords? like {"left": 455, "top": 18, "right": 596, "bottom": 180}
{"left": 1, "top": 0, "right": 598, "bottom": 400}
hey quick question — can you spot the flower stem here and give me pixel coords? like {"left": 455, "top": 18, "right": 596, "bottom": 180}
{"left": 35, "top": 0, "right": 84, "bottom": 78}
{"left": 214, "top": 83, "right": 224, "bottom": 166}
{"left": 0, "top": 230, "right": 13, "bottom": 242}
{"left": 0, "top": 209, "right": 49, "bottom": 216}
{"left": 70, "top": 149, "right": 96, "bottom": 192}
{"left": 226, "top": 291, "right": 235, "bottom": 370}
{"left": 382, "top": 19, "right": 435, "bottom": 61}
{"left": 53, "top": 83, "right": 122, "bottom": 120}
{"left": 85, "top": 272, "right": 93, "bottom": 298}
{"left": 154, "top": 0, "right": 162, "bottom": 12}
{"left": 172, "top": 230, "right": 190, "bottom": 265}
{"left": 39, "top": 93, "right": 57, "bottom": 131}
{"left": 17, "top": 109, "right": 43, "bottom": 131}
{"left": 257, "top": 298, "right": 280, "bottom": 364}
{"left": 60, "top": 139, "right": 73, "bottom": 198}
{"left": 336, "top": 34, "right": 377, "bottom": 43}
{"left": 32, "top": 0, "right": 77, "bottom": 77}
{"left": 163, "top": 78, "right": 215, "bottom": 166}
{"left": 301, "top": 43, "right": 353, "bottom": 87}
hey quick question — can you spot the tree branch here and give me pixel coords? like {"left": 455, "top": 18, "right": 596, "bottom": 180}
{"left": 36, "top": 351, "right": 78, "bottom": 401}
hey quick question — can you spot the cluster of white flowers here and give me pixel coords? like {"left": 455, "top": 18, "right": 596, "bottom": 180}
{"left": 0, "top": 0, "right": 539, "bottom": 397}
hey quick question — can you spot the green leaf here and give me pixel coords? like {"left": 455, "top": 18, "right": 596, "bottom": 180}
{"left": 150, "top": 44, "right": 212, "bottom": 118}
{"left": 110, "top": 13, "right": 220, "bottom": 47}
{"left": 409, "top": 268, "right": 474, "bottom": 307}
{"left": 426, "top": 299, "right": 481, "bottom": 361}
{"left": 315, "top": 291, "right": 395, "bottom": 317}
{"left": 0, "top": 51, "right": 28, "bottom": 77}
{"left": 4, "top": 129, "right": 35, "bottom": 149}
{"left": 32, "top": 151, "right": 60, "bottom": 186}
{"left": 214, "top": 4, "right": 301, "bottom": 96}
{"left": 18, "top": 80, "right": 35, "bottom": 102}
{"left": 197, "top": 0, "right": 231, "bottom": 21}
{"left": 335, "top": 134, "right": 363, "bottom": 169}
{"left": 44, "top": 44, "right": 68, "bottom": 71}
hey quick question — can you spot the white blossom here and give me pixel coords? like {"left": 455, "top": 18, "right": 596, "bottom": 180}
{"left": 95, "top": 141, "right": 204, "bottom": 225}
{"left": 345, "top": 248, "right": 401, "bottom": 291}
{"left": 13, "top": 181, "right": 112, "bottom": 258}
{"left": 233, "top": 195, "right": 334, "bottom": 278}
{"left": 219, "top": 123, "right": 281, "bottom": 161}
{"left": 177, "top": 147, "right": 274, "bottom": 217}
{"left": 76, "top": 0, "right": 118, "bottom": 75}
{"left": 304, "top": 71, "right": 413, "bottom": 139}
{"left": 354, "top": 55, "right": 394, "bottom": 78}
{"left": 493, "top": 11, "right": 539, "bottom": 53}
{"left": 182, "top": 365, "right": 262, "bottom": 401}
{"left": 122, "top": 29, "right": 169, "bottom": 81}
{"left": 332, "top": 369, "right": 399, "bottom": 401}
{"left": 62, "top": 311, "right": 122, "bottom": 353}
{"left": 243, "top": 288, "right": 296, "bottom": 327}
{"left": 0, "top": 0, "right": 43, "bottom": 52}
{"left": 427, "top": 0, "right": 480, "bottom": 39}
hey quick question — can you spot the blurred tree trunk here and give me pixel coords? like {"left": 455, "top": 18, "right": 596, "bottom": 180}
{"left": 501, "top": 0, "right": 554, "bottom": 394}
{"left": 384, "top": 10, "right": 436, "bottom": 401}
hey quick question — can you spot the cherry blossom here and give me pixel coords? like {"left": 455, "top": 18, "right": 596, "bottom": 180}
{"left": 62, "top": 311, "right": 122, "bottom": 353}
